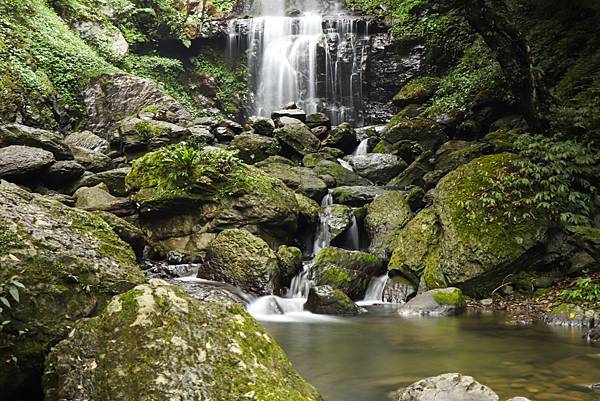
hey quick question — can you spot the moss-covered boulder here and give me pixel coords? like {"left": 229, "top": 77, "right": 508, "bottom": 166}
{"left": 322, "top": 204, "right": 354, "bottom": 241}
{"left": 125, "top": 145, "right": 299, "bottom": 257}
{"left": 365, "top": 191, "right": 413, "bottom": 258}
{"left": 322, "top": 123, "right": 359, "bottom": 153}
{"left": 311, "top": 247, "right": 386, "bottom": 299}
{"left": 229, "top": 133, "right": 282, "bottom": 164}
{"left": 258, "top": 158, "right": 328, "bottom": 200}
{"left": 398, "top": 288, "right": 465, "bottom": 316}
{"left": 0, "top": 181, "right": 145, "bottom": 398}
{"left": 295, "top": 193, "right": 321, "bottom": 225}
{"left": 276, "top": 245, "right": 303, "bottom": 290}
{"left": 392, "top": 77, "right": 440, "bottom": 107}
{"left": 312, "top": 160, "right": 370, "bottom": 187}
{"left": 382, "top": 117, "right": 447, "bottom": 152}
{"left": 387, "top": 150, "right": 433, "bottom": 188}
{"left": 43, "top": 280, "right": 323, "bottom": 401}
{"left": 273, "top": 123, "right": 320, "bottom": 156}
{"left": 197, "top": 229, "right": 279, "bottom": 295}
{"left": 304, "top": 285, "right": 360, "bottom": 315}
{"left": 331, "top": 185, "right": 386, "bottom": 207}
{"left": 388, "top": 154, "right": 551, "bottom": 296}
{"left": 349, "top": 153, "right": 407, "bottom": 184}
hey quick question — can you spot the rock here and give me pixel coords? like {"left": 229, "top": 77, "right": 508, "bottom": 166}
{"left": 258, "top": 158, "right": 328, "bottom": 200}
{"left": 83, "top": 73, "right": 192, "bottom": 133}
{"left": 248, "top": 116, "right": 276, "bottom": 136}
{"left": 365, "top": 191, "right": 412, "bottom": 258}
{"left": 44, "top": 160, "right": 85, "bottom": 188}
{"left": 93, "top": 211, "right": 146, "bottom": 259}
{"left": 505, "top": 398, "right": 531, "bottom": 401}
{"left": 296, "top": 193, "right": 321, "bottom": 224}
{"left": 321, "top": 204, "right": 354, "bottom": 240}
{"left": 0, "top": 181, "right": 145, "bottom": 397}
{"left": 197, "top": 229, "right": 279, "bottom": 295}
{"left": 303, "top": 151, "right": 337, "bottom": 168}
{"left": 43, "top": 280, "right": 323, "bottom": 401}
{"left": 74, "top": 183, "right": 134, "bottom": 215}
{"left": 69, "top": 145, "right": 115, "bottom": 173}
{"left": 585, "top": 325, "right": 600, "bottom": 344}
{"left": 0, "top": 124, "right": 72, "bottom": 161}
{"left": 0, "top": 145, "right": 55, "bottom": 180}
{"left": 276, "top": 245, "right": 303, "bottom": 290}
{"left": 229, "top": 133, "right": 282, "bottom": 163}
{"left": 322, "top": 123, "right": 358, "bottom": 153}
{"left": 273, "top": 123, "right": 321, "bottom": 156}
{"left": 393, "top": 77, "right": 440, "bottom": 107}
{"left": 214, "top": 125, "right": 235, "bottom": 142}
{"left": 63, "top": 131, "right": 109, "bottom": 153}
{"left": 396, "top": 373, "right": 499, "bottom": 401}
{"left": 433, "top": 141, "right": 492, "bottom": 176}
{"left": 272, "top": 108, "right": 307, "bottom": 122}
{"left": 398, "top": 288, "right": 465, "bottom": 316}
{"left": 545, "top": 305, "right": 598, "bottom": 328}
{"left": 382, "top": 117, "right": 447, "bottom": 152}
{"left": 331, "top": 185, "right": 387, "bottom": 207}
{"left": 312, "top": 247, "right": 386, "bottom": 299}
{"left": 312, "top": 125, "right": 330, "bottom": 140}
{"left": 387, "top": 150, "right": 433, "bottom": 188}
{"left": 188, "top": 126, "right": 215, "bottom": 145}
{"left": 306, "top": 113, "right": 331, "bottom": 129}
{"left": 383, "top": 275, "right": 416, "bottom": 303}
{"left": 74, "top": 21, "right": 128, "bottom": 58}
{"left": 70, "top": 167, "right": 131, "bottom": 196}
{"left": 304, "top": 285, "right": 360, "bottom": 315}
{"left": 313, "top": 160, "right": 370, "bottom": 187}
{"left": 349, "top": 153, "right": 407, "bottom": 184}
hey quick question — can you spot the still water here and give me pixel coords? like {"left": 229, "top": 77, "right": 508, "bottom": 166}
{"left": 261, "top": 306, "right": 600, "bottom": 401}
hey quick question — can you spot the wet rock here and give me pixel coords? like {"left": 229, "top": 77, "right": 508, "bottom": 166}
{"left": 272, "top": 108, "right": 307, "bottom": 122}
{"left": 296, "top": 193, "right": 321, "bottom": 225}
{"left": 313, "top": 160, "right": 370, "bottom": 187}
{"left": 398, "top": 288, "right": 465, "bottom": 316}
{"left": 0, "top": 145, "right": 55, "bottom": 180}
{"left": 322, "top": 204, "right": 354, "bottom": 240}
{"left": 69, "top": 145, "right": 115, "bottom": 173}
{"left": 43, "top": 280, "right": 322, "bottom": 401}
{"left": 585, "top": 325, "right": 600, "bottom": 344}
{"left": 331, "top": 185, "right": 386, "bottom": 207}
{"left": 276, "top": 245, "right": 303, "bottom": 289}
{"left": 0, "top": 181, "right": 145, "bottom": 397}
{"left": 393, "top": 77, "right": 440, "bottom": 107}
{"left": 349, "top": 153, "right": 407, "bottom": 184}
{"left": 229, "top": 133, "right": 282, "bottom": 163}
{"left": 214, "top": 125, "right": 236, "bottom": 141}
{"left": 306, "top": 112, "right": 331, "bottom": 129}
{"left": 322, "top": 123, "right": 358, "bottom": 154}
{"left": 303, "top": 151, "right": 337, "bottom": 168}
{"left": 0, "top": 124, "right": 73, "bottom": 160}
{"left": 273, "top": 123, "right": 321, "bottom": 156}
{"left": 383, "top": 275, "right": 416, "bottom": 303}
{"left": 544, "top": 306, "right": 599, "bottom": 328}
{"left": 396, "top": 373, "right": 499, "bottom": 401}
{"left": 365, "top": 191, "right": 412, "bottom": 258}
{"left": 197, "top": 229, "right": 279, "bottom": 296}
{"left": 304, "top": 285, "right": 360, "bottom": 315}
{"left": 45, "top": 160, "right": 85, "bottom": 188}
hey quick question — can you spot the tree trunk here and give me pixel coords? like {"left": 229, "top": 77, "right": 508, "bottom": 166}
{"left": 459, "top": 0, "right": 549, "bottom": 132}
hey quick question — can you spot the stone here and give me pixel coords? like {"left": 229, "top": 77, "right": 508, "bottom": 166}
{"left": 69, "top": 145, "right": 115, "bottom": 173}
{"left": 398, "top": 288, "right": 466, "bottom": 316}
{"left": 248, "top": 116, "right": 276, "bottom": 136}
{"left": 313, "top": 160, "right": 370, "bottom": 187}
{"left": 272, "top": 108, "right": 307, "bottom": 122}
{"left": 276, "top": 245, "right": 303, "bottom": 290}
{"left": 64, "top": 131, "right": 109, "bottom": 153}
{"left": 197, "top": 229, "right": 280, "bottom": 295}
{"left": 296, "top": 193, "right": 321, "bottom": 225}
{"left": 43, "top": 280, "right": 322, "bottom": 401}
{"left": 365, "top": 191, "right": 412, "bottom": 258}
{"left": 349, "top": 153, "right": 407, "bottom": 184}
{"left": 0, "top": 124, "right": 73, "bottom": 160}
{"left": 229, "top": 133, "right": 282, "bottom": 163}
{"left": 305, "top": 112, "right": 331, "bottom": 129}
{"left": 392, "top": 77, "right": 440, "bottom": 107}
{"left": 387, "top": 150, "right": 433, "bottom": 188}
{"left": 303, "top": 152, "right": 337, "bottom": 168}
{"left": 74, "top": 21, "right": 128, "bottom": 58}
{"left": 396, "top": 373, "right": 499, "bottom": 401}
{"left": 321, "top": 204, "right": 354, "bottom": 241}
{"left": 383, "top": 276, "right": 417, "bottom": 303}
{"left": 322, "top": 123, "right": 359, "bottom": 154}
{"left": 331, "top": 185, "right": 387, "bottom": 207}
{"left": 0, "top": 181, "right": 145, "bottom": 397}
{"left": 304, "top": 285, "right": 360, "bottom": 315}
{"left": 545, "top": 306, "right": 598, "bottom": 328}
{"left": 44, "top": 160, "right": 85, "bottom": 188}
{"left": 585, "top": 325, "right": 600, "bottom": 344}
{"left": 382, "top": 117, "right": 447, "bottom": 152}
{"left": 312, "top": 247, "right": 386, "bottom": 299}
{"left": 70, "top": 167, "right": 131, "bottom": 196}
{"left": 0, "top": 145, "right": 55, "bottom": 180}
{"left": 273, "top": 123, "right": 321, "bottom": 156}
{"left": 258, "top": 158, "right": 328, "bottom": 200}
{"left": 93, "top": 210, "right": 146, "bottom": 259}
{"left": 74, "top": 183, "right": 134, "bottom": 215}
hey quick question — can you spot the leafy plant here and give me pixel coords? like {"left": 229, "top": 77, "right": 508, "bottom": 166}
{"left": 0, "top": 275, "right": 25, "bottom": 314}
{"left": 561, "top": 278, "right": 600, "bottom": 304}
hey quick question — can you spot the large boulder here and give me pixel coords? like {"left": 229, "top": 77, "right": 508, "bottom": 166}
{"left": 258, "top": 157, "right": 328, "bottom": 200}
{"left": 322, "top": 123, "right": 358, "bottom": 153}
{"left": 73, "top": 183, "right": 134, "bottom": 215}
{"left": 313, "top": 160, "right": 370, "bottom": 187}
{"left": 70, "top": 167, "right": 131, "bottom": 196}
{"left": 382, "top": 117, "right": 447, "bottom": 152}
{"left": 69, "top": 145, "right": 115, "bottom": 173}
{"left": 45, "top": 160, "right": 85, "bottom": 188}
{"left": 387, "top": 150, "right": 433, "bottom": 188}
{"left": 0, "top": 124, "right": 73, "bottom": 160}
{"left": 388, "top": 154, "right": 551, "bottom": 296}
{"left": 349, "top": 153, "right": 407, "bottom": 184}
{"left": 396, "top": 373, "right": 499, "bottom": 401}
{"left": 311, "top": 247, "right": 386, "bottom": 299}
{"left": 321, "top": 204, "right": 354, "bottom": 241}
{"left": 43, "top": 280, "right": 323, "bottom": 401}
{"left": 197, "top": 229, "right": 279, "bottom": 295}
{"left": 304, "top": 285, "right": 360, "bottom": 315}
{"left": 0, "top": 145, "right": 55, "bottom": 181}
{"left": 229, "top": 133, "right": 282, "bottom": 163}
{"left": 365, "top": 191, "right": 412, "bottom": 258}
{"left": 63, "top": 131, "right": 109, "bottom": 153}
{"left": 0, "top": 181, "right": 145, "bottom": 397}
{"left": 398, "top": 288, "right": 465, "bottom": 316}
{"left": 331, "top": 185, "right": 387, "bottom": 207}
{"left": 273, "top": 123, "right": 321, "bottom": 156}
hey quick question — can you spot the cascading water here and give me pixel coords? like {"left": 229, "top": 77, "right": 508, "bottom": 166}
{"left": 357, "top": 273, "right": 389, "bottom": 306}
{"left": 227, "top": 0, "right": 370, "bottom": 125}
{"left": 353, "top": 138, "right": 369, "bottom": 156}
{"left": 312, "top": 190, "right": 334, "bottom": 254}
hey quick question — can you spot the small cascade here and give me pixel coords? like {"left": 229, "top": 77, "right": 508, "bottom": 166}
{"left": 313, "top": 190, "right": 333, "bottom": 254}
{"left": 337, "top": 157, "right": 353, "bottom": 171}
{"left": 340, "top": 213, "right": 360, "bottom": 250}
{"left": 357, "top": 273, "right": 389, "bottom": 306}
{"left": 287, "top": 261, "right": 313, "bottom": 298}
{"left": 353, "top": 138, "right": 369, "bottom": 156}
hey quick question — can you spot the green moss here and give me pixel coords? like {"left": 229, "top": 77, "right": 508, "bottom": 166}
{"left": 0, "top": 225, "right": 21, "bottom": 256}
{"left": 134, "top": 120, "right": 168, "bottom": 139}
{"left": 317, "top": 265, "right": 353, "bottom": 288}
{"left": 433, "top": 288, "right": 464, "bottom": 305}
{"left": 394, "top": 76, "right": 440, "bottom": 105}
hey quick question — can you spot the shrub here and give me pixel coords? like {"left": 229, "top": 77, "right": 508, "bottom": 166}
{"left": 561, "top": 277, "right": 600, "bottom": 304}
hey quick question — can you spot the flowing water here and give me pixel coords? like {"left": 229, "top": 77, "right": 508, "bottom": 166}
{"left": 356, "top": 273, "right": 389, "bottom": 306}
{"left": 263, "top": 308, "right": 600, "bottom": 401}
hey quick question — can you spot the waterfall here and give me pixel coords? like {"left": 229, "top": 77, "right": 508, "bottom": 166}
{"left": 337, "top": 157, "right": 353, "bottom": 171}
{"left": 341, "top": 213, "right": 360, "bottom": 250}
{"left": 227, "top": 0, "right": 369, "bottom": 125}
{"left": 356, "top": 273, "right": 389, "bottom": 306}
{"left": 353, "top": 138, "right": 369, "bottom": 156}
{"left": 287, "top": 261, "right": 313, "bottom": 298}
{"left": 313, "top": 190, "right": 333, "bottom": 254}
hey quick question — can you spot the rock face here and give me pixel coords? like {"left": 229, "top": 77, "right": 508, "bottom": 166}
{"left": 365, "top": 191, "right": 412, "bottom": 258}
{"left": 43, "top": 280, "right": 323, "bottom": 401}
{"left": 0, "top": 181, "right": 145, "bottom": 397}
{"left": 304, "top": 285, "right": 360, "bottom": 315}
{"left": 349, "top": 154, "right": 407, "bottom": 184}
{"left": 312, "top": 247, "right": 385, "bottom": 299}
{"left": 0, "top": 145, "right": 55, "bottom": 180}
{"left": 397, "top": 373, "right": 499, "bottom": 401}
{"left": 197, "top": 229, "right": 280, "bottom": 295}
{"left": 398, "top": 288, "right": 465, "bottom": 316}
{"left": 389, "top": 154, "right": 551, "bottom": 296}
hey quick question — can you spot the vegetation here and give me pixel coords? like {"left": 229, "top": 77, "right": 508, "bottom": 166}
{"left": 561, "top": 277, "right": 600, "bottom": 304}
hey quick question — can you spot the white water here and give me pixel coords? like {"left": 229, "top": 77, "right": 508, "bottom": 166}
{"left": 313, "top": 190, "right": 334, "bottom": 254}
{"left": 341, "top": 214, "right": 360, "bottom": 250}
{"left": 356, "top": 273, "right": 389, "bottom": 306}
{"left": 353, "top": 138, "right": 369, "bottom": 156}
{"left": 337, "top": 157, "right": 354, "bottom": 171}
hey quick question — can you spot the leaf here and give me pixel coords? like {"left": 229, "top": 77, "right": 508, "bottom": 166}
{"left": 0, "top": 297, "right": 10, "bottom": 308}
{"left": 8, "top": 287, "right": 19, "bottom": 303}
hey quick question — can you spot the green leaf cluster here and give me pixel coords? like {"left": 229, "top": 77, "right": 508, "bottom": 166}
{"left": 560, "top": 277, "right": 600, "bottom": 304}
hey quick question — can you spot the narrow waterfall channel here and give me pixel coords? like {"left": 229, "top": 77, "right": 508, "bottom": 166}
{"left": 227, "top": 0, "right": 369, "bottom": 125}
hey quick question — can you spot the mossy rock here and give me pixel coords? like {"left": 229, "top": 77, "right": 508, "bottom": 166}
{"left": 197, "top": 229, "right": 279, "bottom": 295}
{"left": 0, "top": 181, "right": 145, "bottom": 398}
{"left": 322, "top": 123, "right": 358, "bottom": 154}
{"left": 295, "top": 193, "right": 321, "bottom": 225}
{"left": 398, "top": 288, "right": 465, "bottom": 316}
{"left": 258, "top": 159, "right": 328, "bottom": 201}
{"left": 304, "top": 285, "right": 360, "bottom": 315}
{"left": 365, "top": 191, "right": 412, "bottom": 258}
{"left": 312, "top": 247, "right": 385, "bottom": 299}
{"left": 382, "top": 117, "right": 447, "bottom": 152}
{"left": 321, "top": 204, "right": 354, "bottom": 241}
{"left": 312, "top": 160, "right": 370, "bottom": 187}
{"left": 393, "top": 77, "right": 440, "bottom": 107}
{"left": 273, "top": 123, "right": 320, "bottom": 156}
{"left": 43, "top": 280, "right": 323, "bottom": 401}
{"left": 229, "top": 133, "right": 282, "bottom": 164}
{"left": 276, "top": 245, "right": 303, "bottom": 290}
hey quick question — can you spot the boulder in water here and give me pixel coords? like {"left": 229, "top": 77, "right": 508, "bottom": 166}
{"left": 398, "top": 288, "right": 465, "bottom": 316}
{"left": 321, "top": 204, "right": 354, "bottom": 241}
{"left": 396, "top": 373, "right": 499, "bottom": 401}
{"left": 43, "top": 280, "right": 323, "bottom": 401}
{"left": 331, "top": 185, "right": 387, "bottom": 207}
{"left": 304, "top": 285, "right": 360, "bottom": 315}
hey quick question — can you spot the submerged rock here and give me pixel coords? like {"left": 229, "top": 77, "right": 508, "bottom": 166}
{"left": 396, "top": 373, "right": 499, "bottom": 401}
{"left": 43, "top": 280, "right": 323, "bottom": 401}
{"left": 0, "top": 181, "right": 145, "bottom": 397}
{"left": 304, "top": 285, "right": 360, "bottom": 315}
{"left": 398, "top": 288, "right": 465, "bottom": 316}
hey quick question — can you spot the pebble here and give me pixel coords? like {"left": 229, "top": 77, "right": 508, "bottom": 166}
{"left": 481, "top": 298, "right": 494, "bottom": 306}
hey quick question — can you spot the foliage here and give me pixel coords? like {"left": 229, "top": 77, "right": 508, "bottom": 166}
{"left": 560, "top": 277, "right": 600, "bottom": 304}
{"left": 0, "top": 276, "right": 25, "bottom": 315}
{"left": 463, "top": 135, "right": 599, "bottom": 226}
